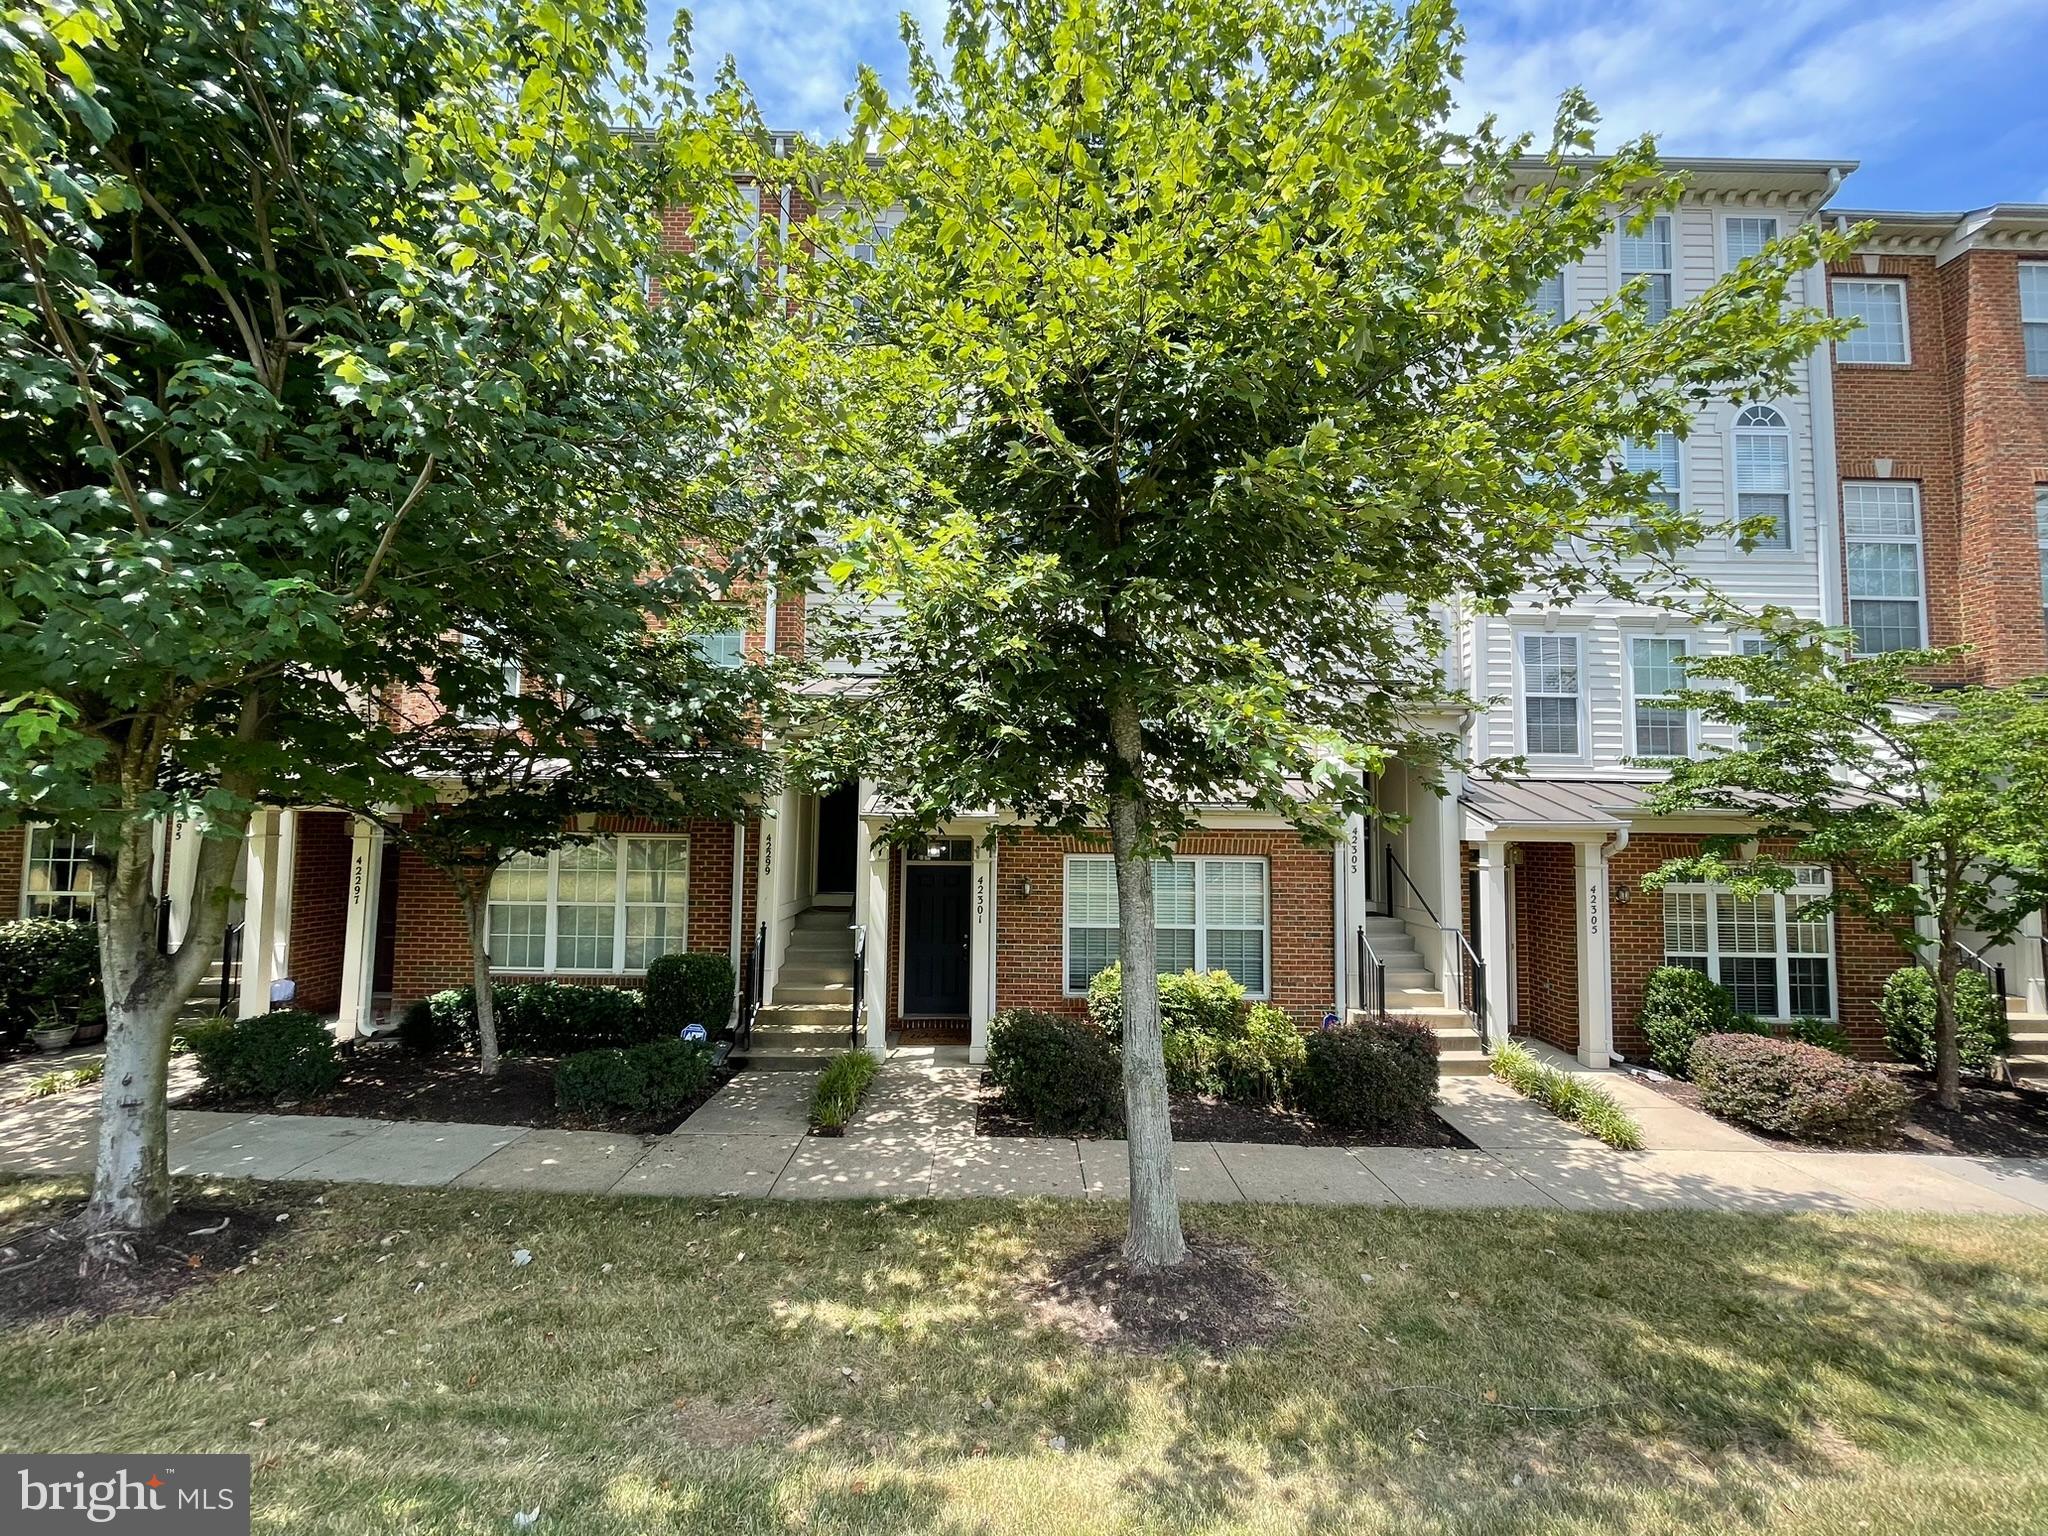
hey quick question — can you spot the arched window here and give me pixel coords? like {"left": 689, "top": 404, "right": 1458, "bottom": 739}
{"left": 1733, "top": 406, "right": 1791, "bottom": 549}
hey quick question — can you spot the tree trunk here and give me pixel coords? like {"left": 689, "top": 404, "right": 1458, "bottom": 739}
{"left": 456, "top": 871, "right": 502, "bottom": 1076}
{"left": 87, "top": 810, "right": 247, "bottom": 1237}
{"left": 1933, "top": 933, "right": 1963, "bottom": 1113}
{"left": 1106, "top": 693, "right": 1185, "bottom": 1272}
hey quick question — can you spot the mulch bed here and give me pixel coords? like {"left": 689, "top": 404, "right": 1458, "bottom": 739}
{"left": 1024, "top": 1235, "right": 1299, "bottom": 1355}
{"left": 1642, "top": 1064, "right": 2048, "bottom": 1157}
{"left": 975, "top": 1073, "right": 1472, "bottom": 1149}
{"left": 0, "top": 1190, "right": 285, "bottom": 1331}
{"left": 183, "top": 1042, "right": 735, "bottom": 1136}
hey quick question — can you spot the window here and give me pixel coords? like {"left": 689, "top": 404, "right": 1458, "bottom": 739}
{"left": 2024, "top": 264, "right": 2048, "bottom": 377}
{"left": 1619, "top": 215, "right": 1673, "bottom": 321}
{"left": 1630, "top": 636, "right": 1689, "bottom": 757}
{"left": 484, "top": 836, "right": 689, "bottom": 974}
{"left": 22, "top": 826, "right": 94, "bottom": 920}
{"left": 455, "top": 634, "right": 521, "bottom": 725}
{"left": 690, "top": 628, "right": 745, "bottom": 669}
{"left": 1725, "top": 216, "right": 1778, "bottom": 265}
{"left": 1662, "top": 867, "right": 1834, "bottom": 1020}
{"left": 1833, "top": 278, "right": 1908, "bottom": 364}
{"left": 2037, "top": 487, "right": 2048, "bottom": 632}
{"left": 1521, "top": 632, "right": 1583, "bottom": 757}
{"left": 1624, "top": 433, "right": 1682, "bottom": 515}
{"left": 1532, "top": 272, "right": 1565, "bottom": 325}
{"left": 1733, "top": 405, "right": 1792, "bottom": 548}
{"left": 1063, "top": 855, "right": 1269, "bottom": 995}
{"left": 1843, "top": 481, "right": 1926, "bottom": 653}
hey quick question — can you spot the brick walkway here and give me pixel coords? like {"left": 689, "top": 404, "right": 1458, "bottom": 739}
{"left": 5, "top": 1053, "right": 2048, "bottom": 1215}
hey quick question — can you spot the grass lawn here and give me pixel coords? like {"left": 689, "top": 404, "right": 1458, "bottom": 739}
{"left": 3, "top": 1179, "right": 2047, "bottom": 1534}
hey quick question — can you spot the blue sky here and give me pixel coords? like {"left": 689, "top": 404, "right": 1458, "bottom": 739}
{"left": 651, "top": 0, "right": 2046, "bottom": 211}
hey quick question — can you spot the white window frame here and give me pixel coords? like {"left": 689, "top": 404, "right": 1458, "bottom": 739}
{"left": 1661, "top": 866, "right": 1835, "bottom": 1021}
{"left": 454, "top": 634, "right": 521, "bottom": 727}
{"left": 1722, "top": 214, "right": 1779, "bottom": 269}
{"left": 1843, "top": 481, "right": 1927, "bottom": 654}
{"left": 1061, "top": 854, "right": 1271, "bottom": 999}
{"left": 1731, "top": 404, "right": 1795, "bottom": 551}
{"left": 1627, "top": 633, "right": 1692, "bottom": 759}
{"left": 1517, "top": 629, "right": 1587, "bottom": 762}
{"left": 2023, "top": 264, "right": 2048, "bottom": 378}
{"left": 1623, "top": 432, "right": 1683, "bottom": 516}
{"left": 485, "top": 834, "right": 690, "bottom": 976}
{"left": 21, "top": 825, "right": 96, "bottom": 920}
{"left": 1532, "top": 271, "right": 1566, "bottom": 325}
{"left": 1617, "top": 214, "right": 1674, "bottom": 322}
{"left": 1832, "top": 277, "right": 1910, "bottom": 365}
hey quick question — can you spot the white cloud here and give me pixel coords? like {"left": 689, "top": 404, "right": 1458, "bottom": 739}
{"left": 659, "top": 0, "right": 947, "bottom": 134}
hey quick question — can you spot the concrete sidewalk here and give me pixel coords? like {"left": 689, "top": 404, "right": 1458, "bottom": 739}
{"left": 5, "top": 1058, "right": 2048, "bottom": 1216}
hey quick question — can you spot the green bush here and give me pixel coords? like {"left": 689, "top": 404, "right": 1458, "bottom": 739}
{"left": 0, "top": 917, "right": 103, "bottom": 1050}
{"left": 987, "top": 1009, "right": 1123, "bottom": 1134}
{"left": 645, "top": 952, "right": 738, "bottom": 1037}
{"left": 1085, "top": 963, "right": 1248, "bottom": 1043}
{"left": 1879, "top": 966, "right": 2007, "bottom": 1076}
{"left": 1783, "top": 1016, "right": 1854, "bottom": 1057}
{"left": 554, "top": 1038, "right": 713, "bottom": 1118}
{"left": 810, "top": 1050, "right": 880, "bottom": 1131}
{"left": 188, "top": 1009, "right": 343, "bottom": 1100}
{"left": 1490, "top": 1041, "right": 1644, "bottom": 1150}
{"left": 1215, "top": 1003, "right": 1307, "bottom": 1106}
{"left": 1294, "top": 1019, "right": 1439, "bottom": 1134}
{"left": 1690, "top": 1032, "right": 1909, "bottom": 1146}
{"left": 398, "top": 982, "right": 653, "bottom": 1057}
{"left": 1636, "top": 966, "right": 1743, "bottom": 1078}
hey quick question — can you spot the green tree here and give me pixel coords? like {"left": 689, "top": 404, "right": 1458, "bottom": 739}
{"left": 363, "top": 621, "right": 771, "bottom": 1075}
{"left": 1642, "top": 636, "right": 2048, "bottom": 1110}
{"left": 798, "top": 0, "right": 1849, "bottom": 1268}
{"left": 0, "top": 0, "right": 776, "bottom": 1238}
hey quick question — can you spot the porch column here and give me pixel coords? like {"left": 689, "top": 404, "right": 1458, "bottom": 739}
{"left": 335, "top": 816, "right": 385, "bottom": 1042}
{"left": 1574, "top": 838, "right": 1614, "bottom": 1068}
{"left": 2022, "top": 907, "right": 2048, "bottom": 1017}
{"left": 1476, "top": 838, "right": 1511, "bottom": 1046}
{"left": 969, "top": 836, "right": 995, "bottom": 1064}
{"left": 860, "top": 817, "right": 890, "bottom": 1058}
{"left": 1339, "top": 813, "right": 1369, "bottom": 1010}
{"left": 165, "top": 816, "right": 202, "bottom": 951}
{"left": 268, "top": 809, "right": 297, "bottom": 992}
{"left": 1434, "top": 768, "right": 1465, "bottom": 1011}
{"left": 237, "top": 808, "right": 284, "bottom": 1019}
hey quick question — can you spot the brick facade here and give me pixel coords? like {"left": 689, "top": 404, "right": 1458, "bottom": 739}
{"left": 286, "top": 811, "right": 352, "bottom": 1014}
{"left": 0, "top": 826, "right": 21, "bottom": 918}
{"left": 988, "top": 828, "right": 1336, "bottom": 1029}
{"left": 1511, "top": 842, "right": 1580, "bottom": 1054}
{"left": 1831, "top": 241, "right": 2048, "bottom": 685}
{"left": 385, "top": 815, "right": 740, "bottom": 1007}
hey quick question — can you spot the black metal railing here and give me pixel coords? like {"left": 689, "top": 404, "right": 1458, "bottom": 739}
{"left": 1953, "top": 939, "right": 2011, "bottom": 1043}
{"left": 850, "top": 926, "right": 867, "bottom": 1049}
{"left": 1383, "top": 847, "right": 1488, "bottom": 1051}
{"left": 737, "top": 921, "right": 766, "bottom": 1052}
{"left": 218, "top": 920, "right": 244, "bottom": 1015}
{"left": 1356, "top": 924, "right": 1387, "bottom": 1020}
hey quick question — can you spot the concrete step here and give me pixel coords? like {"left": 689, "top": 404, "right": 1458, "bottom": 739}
{"left": 792, "top": 908, "right": 854, "bottom": 932}
{"left": 778, "top": 959, "right": 855, "bottom": 986}
{"left": 1438, "top": 1052, "right": 1489, "bottom": 1077}
{"left": 1360, "top": 916, "right": 1415, "bottom": 936}
{"left": 1388, "top": 989, "right": 1447, "bottom": 1011}
{"left": 2010, "top": 1057, "right": 2048, "bottom": 1082}
{"left": 1385, "top": 969, "right": 1435, "bottom": 990}
{"left": 772, "top": 982, "right": 854, "bottom": 1006}
{"left": 755, "top": 1002, "right": 853, "bottom": 1029}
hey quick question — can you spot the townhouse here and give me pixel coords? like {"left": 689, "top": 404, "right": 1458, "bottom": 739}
{"left": 9, "top": 156, "right": 2047, "bottom": 1079}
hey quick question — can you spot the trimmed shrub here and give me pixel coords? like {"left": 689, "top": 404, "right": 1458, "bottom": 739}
{"left": 188, "top": 1009, "right": 343, "bottom": 1100}
{"left": 398, "top": 982, "right": 652, "bottom": 1057}
{"left": 554, "top": 1038, "right": 712, "bottom": 1118}
{"left": 987, "top": 1009, "right": 1123, "bottom": 1134}
{"left": 1085, "top": 964, "right": 1248, "bottom": 1043}
{"left": 1636, "top": 966, "right": 1742, "bottom": 1078}
{"left": 1216, "top": 1003, "right": 1308, "bottom": 1107}
{"left": 1294, "top": 1018, "right": 1439, "bottom": 1134}
{"left": 1879, "top": 966, "right": 2007, "bottom": 1076}
{"left": 1690, "top": 1033, "right": 1909, "bottom": 1146}
{"left": 646, "top": 952, "right": 738, "bottom": 1037}
{"left": 0, "top": 917, "right": 103, "bottom": 1050}
{"left": 1783, "top": 1016, "right": 1854, "bottom": 1057}
{"left": 1490, "top": 1041, "right": 1644, "bottom": 1150}
{"left": 810, "top": 1050, "right": 880, "bottom": 1131}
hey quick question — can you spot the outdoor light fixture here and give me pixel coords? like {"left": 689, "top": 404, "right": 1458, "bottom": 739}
{"left": 1019, "top": 876, "right": 1035, "bottom": 899}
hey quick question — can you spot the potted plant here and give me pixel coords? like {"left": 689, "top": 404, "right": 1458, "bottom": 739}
{"left": 29, "top": 1007, "right": 78, "bottom": 1053}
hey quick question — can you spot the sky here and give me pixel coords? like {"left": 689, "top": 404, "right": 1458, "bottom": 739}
{"left": 650, "top": 0, "right": 2048, "bottom": 211}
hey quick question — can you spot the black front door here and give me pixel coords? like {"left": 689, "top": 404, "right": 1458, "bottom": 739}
{"left": 815, "top": 782, "right": 858, "bottom": 895}
{"left": 902, "top": 864, "right": 971, "bottom": 1015}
